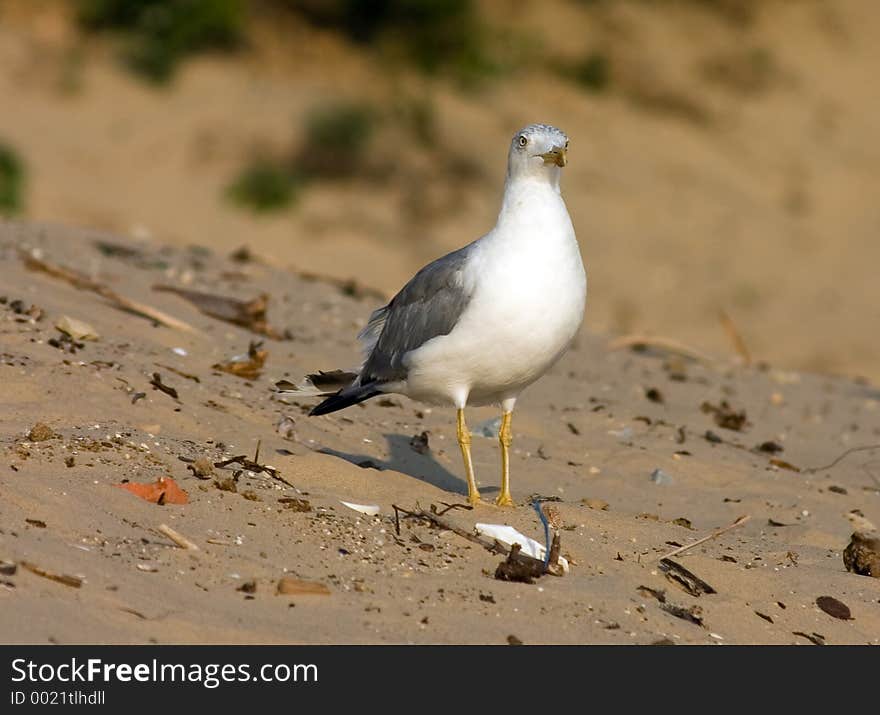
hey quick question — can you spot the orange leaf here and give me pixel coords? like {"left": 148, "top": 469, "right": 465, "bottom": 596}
{"left": 115, "top": 477, "right": 189, "bottom": 505}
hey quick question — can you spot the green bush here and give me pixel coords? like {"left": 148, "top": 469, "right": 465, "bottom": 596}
{"left": 226, "top": 101, "right": 378, "bottom": 214}
{"left": 78, "top": 0, "right": 245, "bottom": 83}
{"left": 296, "top": 102, "right": 376, "bottom": 179}
{"left": 569, "top": 51, "right": 611, "bottom": 93}
{"left": 285, "top": 0, "right": 495, "bottom": 81}
{"left": 0, "top": 144, "right": 25, "bottom": 216}
{"left": 226, "top": 160, "right": 299, "bottom": 212}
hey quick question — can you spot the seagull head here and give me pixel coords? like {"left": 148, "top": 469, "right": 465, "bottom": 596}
{"left": 507, "top": 124, "right": 569, "bottom": 182}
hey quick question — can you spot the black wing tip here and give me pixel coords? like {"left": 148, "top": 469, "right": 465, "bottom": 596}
{"left": 309, "top": 385, "right": 382, "bottom": 416}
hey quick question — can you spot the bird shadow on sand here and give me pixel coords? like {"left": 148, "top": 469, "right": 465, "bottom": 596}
{"left": 316, "top": 433, "right": 499, "bottom": 500}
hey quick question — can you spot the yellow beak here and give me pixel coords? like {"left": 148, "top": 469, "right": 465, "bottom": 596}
{"left": 540, "top": 146, "right": 567, "bottom": 167}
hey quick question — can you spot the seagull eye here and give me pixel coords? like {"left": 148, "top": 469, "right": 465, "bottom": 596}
{"left": 518, "top": 135, "right": 528, "bottom": 147}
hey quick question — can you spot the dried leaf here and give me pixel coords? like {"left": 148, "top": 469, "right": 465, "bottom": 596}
{"left": 659, "top": 558, "right": 717, "bottom": 596}
{"left": 154, "top": 285, "right": 281, "bottom": 338}
{"left": 115, "top": 477, "right": 189, "bottom": 505}
{"left": 816, "top": 596, "right": 852, "bottom": 620}
{"left": 660, "top": 602, "right": 704, "bottom": 627}
{"left": 793, "top": 631, "right": 825, "bottom": 646}
{"left": 213, "top": 341, "right": 267, "bottom": 380}
{"left": 637, "top": 585, "right": 667, "bottom": 603}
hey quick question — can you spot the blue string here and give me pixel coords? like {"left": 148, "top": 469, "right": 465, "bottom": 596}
{"left": 531, "top": 498, "right": 552, "bottom": 570}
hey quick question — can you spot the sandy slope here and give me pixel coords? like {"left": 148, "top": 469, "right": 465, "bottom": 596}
{"left": 0, "top": 1, "right": 879, "bottom": 383}
{"left": 1, "top": 223, "right": 878, "bottom": 644}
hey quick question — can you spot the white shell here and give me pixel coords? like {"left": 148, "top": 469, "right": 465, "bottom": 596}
{"left": 341, "top": 501, "right": 381, "bottom": 516}
{"left": 475, "top": 523, "right": 569, "bottom": 573}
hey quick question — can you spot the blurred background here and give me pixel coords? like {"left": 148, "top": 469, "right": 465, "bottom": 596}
{"left": 1, "top": 0, "right": 878, "bottom": 381}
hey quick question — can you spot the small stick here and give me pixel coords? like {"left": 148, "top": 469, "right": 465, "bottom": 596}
{"left": 19, "top": 561, "right": 83, "bottom": 588}
{"left": 206, "top": 538, "right": 234, "bottom": 546}
{"left": 719, "top": 310, "right": 752, "bottom": 366}
{"left": 20, "top": 250, "right": 197, "bottom": 332}
{"left": 393, "top": 505, "right": 402, "bottom": 536}
{"left": 392, "top": 503, "right": 554, "bottom": 576}
{"left": 659, "top": 515, "right": 751, "bottom": 560}
{"left": 432, "top": 502, "right": 473, "bottom": 517}
{"left": 156, "top": 523, "right": 199, "bottom": 551}
{"left": 804, "top": 445, "right": 880, "bottom": 474}
{"left": 393, "top": 504, "right": 506, "bottom": 555}
{"left": 607, "top": 334, "right": 714, "bottom": 364}
{"left": 213, "top": 451, "right": 296, "bottom": 488}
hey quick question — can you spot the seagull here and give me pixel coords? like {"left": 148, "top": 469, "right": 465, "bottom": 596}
{"left": 278, "top": 124, "right": 586, "bottom": 507}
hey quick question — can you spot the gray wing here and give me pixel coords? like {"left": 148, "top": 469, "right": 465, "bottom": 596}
{"left": 358, "top": 244, "right": 475, "bottom": 384}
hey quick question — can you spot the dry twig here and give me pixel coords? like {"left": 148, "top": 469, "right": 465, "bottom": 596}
{"left": 214, "top": 440, "right": 295, "bottom": 488}
{"left": 20, "top": 250, "right": 196, "bottom": 332}
{"left": 156, "top": 523, "right": 199, "bottom": 551}
{"left": 803, "top": 445, "right": 880, "bottom": 474}
{"left": 719, "top": 310, "right": 752, "bottom": 366}
{"left": 659, "top": 515, "right": 751, "bottom": 560}
{"left": 19, "top": 561, "right": 82, "bottom": 588}
{"left": 608, "top": 334, "right": 714, "bottom": 364}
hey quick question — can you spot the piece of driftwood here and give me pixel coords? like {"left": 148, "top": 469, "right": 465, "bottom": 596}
{"left": 156, "top": 523, "right": 199, "bottom": 551}
{"left": 19, "top": 560, "right": 83, "bottom": 588}
{"left": 153, "top": 285, "right": 281, "bottom": 338}
{"left": 392, "top": 504, "right": 560, "bottom": 577}
{"left": 21, "top": 251, "right": 196, "bottom": 332}
{"left": 719, "top": 310, "right": 752, "bottom": 365}
{"left": 608, "top": 334, "right": 714, "bottom": 364}
{"left": 659, "top": 515, "right": 751, "bottom": 560}
{"left": 659, "top": 558, "right": 717, "bottom": 597}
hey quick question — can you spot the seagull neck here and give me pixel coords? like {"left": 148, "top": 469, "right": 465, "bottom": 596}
{"left": 496, "top": 174, "right": 563, "bottom": 228}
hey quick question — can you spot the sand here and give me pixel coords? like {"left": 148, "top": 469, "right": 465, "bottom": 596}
{"left": 1, "top": 222, "right": 878, "bottom": 645}
{"left": 1, "top": 0, "right": 880, "bottom": 383}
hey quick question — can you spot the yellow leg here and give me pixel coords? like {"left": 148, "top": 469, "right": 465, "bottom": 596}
{"left": 456, "top": 409, "right": 480, "bottom": 505}
{"left": 496, "top": 411, "right": 515, "bottom": 507}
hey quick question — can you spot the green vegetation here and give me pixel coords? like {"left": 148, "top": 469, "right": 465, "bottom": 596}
{"left": 566, "top": 51, "right": 611, "bottom": 93}
{"left": 78, "top": 0, "right": 245, "bottom": 83}
{"left": 226, "top": 160, "right": 299, "bottom": 213}
{"left": 0, "top": 144, "right": 25, "bottom": 216}
{"left": 227, "top": 100, "right": 378, "bottom": 213}
{"left": 296, "top": 102, "right": 376, "bottom": 179}
{"left": 286, "top": 0, "right": 496, "bottom": 83}
{"left": 393, "top": 95, "right": 437, "bottom": 147}
{"left": 77, "top": 0, "right": 504, "bottom": 85}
